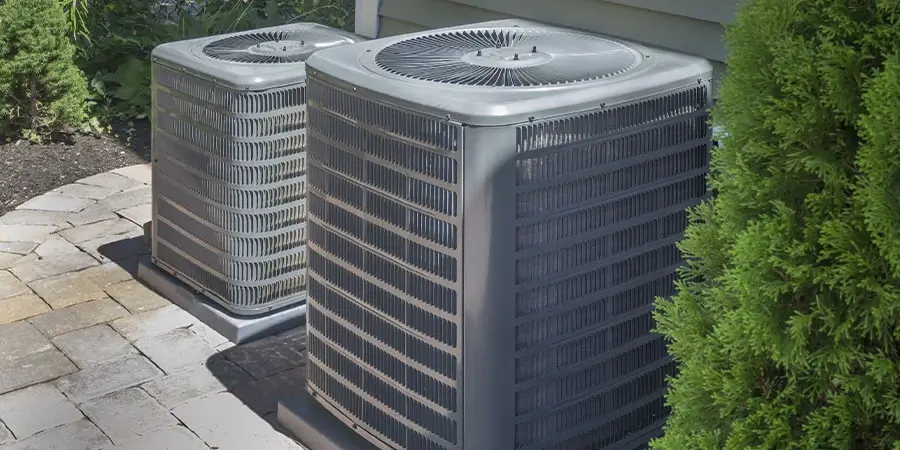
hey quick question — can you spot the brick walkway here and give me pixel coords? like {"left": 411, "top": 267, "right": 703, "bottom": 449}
{"left": 0, "top": 165, "right": 306, "bottom": 450}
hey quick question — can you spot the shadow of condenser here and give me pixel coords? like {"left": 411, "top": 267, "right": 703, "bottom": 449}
{"left": 96, "top": 234, "right": 309, "bottom": 440}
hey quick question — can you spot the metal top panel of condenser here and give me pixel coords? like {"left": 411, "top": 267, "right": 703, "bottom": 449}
{"left": 152, "top": 22, "right": 366, "bottom": 91}
{"left": 304, "top": 19, "right": 713, "bottom": 126}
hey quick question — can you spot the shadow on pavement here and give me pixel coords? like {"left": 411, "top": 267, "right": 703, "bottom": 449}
{"left": 96, "top": 233, "right": 309, "bottom": 439}
{"left": 96, "top": 235, "right": 149, "bottom": 265}
{"left": 213, "top": 327, "right": 308, "bottom": 429}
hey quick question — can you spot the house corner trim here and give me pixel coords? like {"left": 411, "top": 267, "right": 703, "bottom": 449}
{"left": 355, "top": 0, "right": 380, "bottom": 38}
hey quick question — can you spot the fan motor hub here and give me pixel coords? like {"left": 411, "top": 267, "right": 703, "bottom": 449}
{"left": 461, "top": 46, "right": 553, "bottom": 68}
{"left": 246, "top": 40, "right": 310, "bottom": 56}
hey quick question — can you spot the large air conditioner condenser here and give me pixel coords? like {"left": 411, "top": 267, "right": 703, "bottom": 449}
{"left": 149, "top": 23, "right": 365, "bottom": 316}
{"left": 300, "top": 19, "right": 712, "bottom": 450}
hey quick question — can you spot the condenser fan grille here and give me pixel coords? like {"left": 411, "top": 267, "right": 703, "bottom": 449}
{"left": 373, "top": 27, "right": 644, "bottom": 87}
{"left": 203, "top": 29, "right": 349, "bottom": 64}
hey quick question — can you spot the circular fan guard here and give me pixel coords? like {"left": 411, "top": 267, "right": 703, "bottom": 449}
{"left": 373, "top": 28, "right": 643, "bottom": 87}
{"left": 203, "top": 30, "right": 351, "bottom": 64}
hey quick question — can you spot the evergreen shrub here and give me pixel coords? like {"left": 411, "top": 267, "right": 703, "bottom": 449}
{"left": 652, "top": 1, "right": 900, "bottom": 448}
{"left": 0, "top": 0, "right": 89, "bottom": 140}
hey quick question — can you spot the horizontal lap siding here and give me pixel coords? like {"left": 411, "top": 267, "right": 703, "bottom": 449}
{"left": 374, "top": 0, "right": 736, "bottom": 94}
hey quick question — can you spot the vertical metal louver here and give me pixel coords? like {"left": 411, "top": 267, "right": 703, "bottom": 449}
{"left": 149, "top": 23, "right": 365, "bottom": 316}
{"left": 295, "top": 19, "right": 712, "bottom": 449}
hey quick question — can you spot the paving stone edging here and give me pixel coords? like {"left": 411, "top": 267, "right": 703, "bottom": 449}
{"left": 0, "top": 165, "right": 307, "bottom": 450}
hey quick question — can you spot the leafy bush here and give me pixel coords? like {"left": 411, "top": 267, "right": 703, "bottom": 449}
{"left": 62, "top": 0, "right": 354, "bottom": 121}
{"left": 652, "top": 1, "right": 900, "bottom": 448}
{"left": 290, "top": 0, "right": 355, "bottom": 30}
{"left": 0, "top": 0, "right": 90, "bottom": 140}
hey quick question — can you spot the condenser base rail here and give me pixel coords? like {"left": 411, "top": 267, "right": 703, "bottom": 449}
{"left": 278, "top": 390, "right": 378, "bottom": 450}
{"left": 138, "top": 222, "right": 306, "bottom": 344}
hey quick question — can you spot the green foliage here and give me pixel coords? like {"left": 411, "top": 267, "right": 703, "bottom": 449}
{"left": 0, "top": 0, "right": 90, "bottom": 140}
{"left": 288, "top": 0, "right": 355, "bottom": 30}
{"left": 60, "top": 0, "right": 91, "bottom": 43}
{"left": 652, "top": 0, "right": 900, "bottom": 449}
{"left": 60, "top": 0, "right": 354, "bottom": 121}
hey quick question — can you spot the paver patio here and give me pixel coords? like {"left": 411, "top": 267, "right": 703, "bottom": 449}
{"left": 0, "top": 164, "right": 307, "bottom": 450}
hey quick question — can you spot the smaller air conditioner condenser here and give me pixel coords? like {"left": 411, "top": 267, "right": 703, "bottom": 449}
{"left": 298, "top": 19, "right": 713, "bottom": 450}
{"left": 149, "top": 23, "right": 365, "bottom": 316}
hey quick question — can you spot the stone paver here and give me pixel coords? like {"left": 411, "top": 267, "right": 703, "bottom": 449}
{"left": 0, "top": 165, "right": 314, "bottom": 449}
{"left": 173, "top": 393, "right": 302, "bottom": 450}
{"left": 0, "top": 253, "right": 30, "bottom": 271}
{"left": 60, "top": 218, "right": 139, "bottom": 245}
{"left": 98, "top": 427, "right": 208, "bottom": 450}
{"left": 28, "top": 298, "right": 128, "bottom": 337}
{"left": 0, "top": 271, "right": 29, "bottom": 300}
{"left": 110, "top": 304, "right": 194, "bottom": 342}
{"left": 0, "top": 225, "right": 57, "bottom": 243}
{"left": 0, "top": 419, "right": 110, "bottom": 450}
{"left": 0, "top": 350, "right": 77, "bottom": 395}
{"left": 50, "top": 183, "right": 122, "bottom": 200}
{"left": 9, "top": 252, "right": 98, "bottom": 283}
{"left": 81, "top": 258, "right": 142, "bottom": 288}
{"left": 134, "top": 328, "right": 219, "bottom": 374}
{"left": 0, "top": 321, "right": 53, "bottom": 361}
{"left": 28, "top": 271, "right": 107, "bottom": 310}
{"left": 0, "top": 242, "right": 37, "bottom": 255}
{"left": 78, "top": 231, "right": 147, "bottom": 264}
{"left": 56, "top": 355, "right": 163, "bottom": 403}
{"left": 111, "top": 165, "right": 152, "bottom": 185}
{"left": 33, "top": 235, "right": 81, "bottom": 259}
{"left": 231, "top": 367, "right": 306, "bottom": 416}
{"left": 105, "top": 280, "right": 169, "bottom": 314}
{"left": 0, "top": 422, "right": 12, "bottom": 445}
{"left": 15, "top": 195, "right": 93, "bottom": 213}
{"left": 80, "top": 388, "right": 178, "bottom": 444}
{"left": 0, "top": 384, "right": 83, "bottom": 439}
{"left": 66, "top": 204, "right": 117, "bottom": 227}
{"left": 0, "top": 210, "right": 71, "bottom": 227}
{"left": 51, "top": 325, "right": 138, "bottom": 369}
{"left": 78, "top": 172, "right": 143, "bottom": 192}
{"left": 102, "top": 187, "right": 151, "bottom": 212}
{"left": 116, "top": 205, "right": 151, "bottom": 227}
{"left": 0, "top": 293, "right": 51, "bottom": 325}
{"left": 221, "top": 329, "right": 306, "bottom": 380}
{"left": 142, "top": 359, "right": 251, "bottom": 410}
{"left": 188, "top": 320, "right": 231, "bottom": 349}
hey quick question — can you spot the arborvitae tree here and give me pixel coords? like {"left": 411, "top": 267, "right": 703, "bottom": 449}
{"left": 652, "top": 1, "right": 900, "bottom": 448}
{"left": 0, "top": 0, "right": 89, "bottom": 139}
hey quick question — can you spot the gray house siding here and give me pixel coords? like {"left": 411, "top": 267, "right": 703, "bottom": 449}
{"left": 357, "top": 0, "right": 738, "bottom": 92}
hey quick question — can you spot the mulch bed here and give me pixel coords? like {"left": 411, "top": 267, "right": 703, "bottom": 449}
{"left": 0, "top": 120, "right": 151, "bottom": 216}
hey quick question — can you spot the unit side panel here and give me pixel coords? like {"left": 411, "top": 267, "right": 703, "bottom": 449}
{"left": 304, "top": 75, "right": 464, "bottom": 450}
{"left": 511, "top": 84, "right": 712, "bottom": 450}
{"left": 150, "top": 63, "right": 310, "bottom": 314}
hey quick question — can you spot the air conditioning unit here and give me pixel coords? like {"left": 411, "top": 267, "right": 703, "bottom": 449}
{"left": 149, "top": 23, "right": 365, "bottom": 316}
{"left": 300, "top": 19, "right": 712, "bottom": 450}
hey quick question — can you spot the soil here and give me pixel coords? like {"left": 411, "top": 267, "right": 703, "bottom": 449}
{"left": 0, "top": 120, "right": 152, "bottom": 216}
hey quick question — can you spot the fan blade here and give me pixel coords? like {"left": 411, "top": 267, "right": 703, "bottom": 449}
{"left": 373, "top": 27, "right": 642, "bottom": 86}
